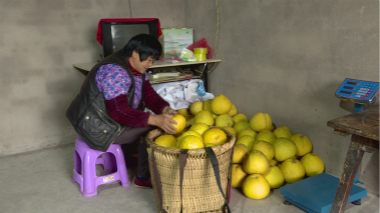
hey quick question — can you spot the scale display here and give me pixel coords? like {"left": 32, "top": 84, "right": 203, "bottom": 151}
{"left": 335, "top": 78, "right": 379, "bottom": 105}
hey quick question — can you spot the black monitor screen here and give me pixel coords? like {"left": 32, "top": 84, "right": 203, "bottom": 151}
{"left": 110, "top": 24, "right": 149, "bottom": 53}
{"left": 101, "top": 19, "right": 159, "bottom": 58}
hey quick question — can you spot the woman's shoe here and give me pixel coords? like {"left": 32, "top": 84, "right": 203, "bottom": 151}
{"left": 133, "top": 176, "right": 152, "bottom": 188}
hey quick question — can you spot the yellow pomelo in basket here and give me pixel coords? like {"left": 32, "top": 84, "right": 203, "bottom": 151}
{"left": 238, "top": 128, "right": 257, "bottom": 139}
{"left": 250, "top": 112, "right": 274, "bottom": 132}
{"left": 190, "top": 101, "right": 203, "bottom": 115}
{"left": 280, "top": 159, "right": 306, "bottom": 183}
{"left": 178, "top": 135, "right": 204, "bottom": 149}
{"left": 188, "top": 123, "right": 209, "bottom": 136}
{"left": 170, "top": 114, "right": 186, "bottom": 135}
{"left": 155, "top": 134, "right": 177, "bottom": 148}
{"left": 211, "top": 94, "right": 232, "bottom": 115}
{"left": 233, "top": 144, "right": 250, "bottom": 164}
{"left": 186, "top": 116, "right": 194, "bottom": 125}
{"left": 215, "top": 114, "right": 234, "bottom": 127}
{"left": 273, "top": 126, "right": 293, "bottom": 139}
{"left": 203, "top": 99, "right": 213, "bottom": 113}
{"left": 173, "top": 131, "right": 185, "bottom": 138}
{"left": 252, "top": 140, "right": 275, "bottom": 161}
{"left": 263, "top": 166, "right": 285, "bottom": 189}
{"left": 231, "top": 164, "right": 248, "bottom": 188}
{"left": 222, "top": 126, "right": 237, "bottom": 137}
{"left": 290, "top": 134, "right": 313, "bottom": 156}
{"left": 211, "top": 113, "right": 218, "bottom": 119}
{"left": 256, "top": 129, "right": 277, "bottom": 144}
{"left": 233, "top": 121, "right": 251, "bottom": 134}
{"left": 233, "top": 113, "right": 248, "bottom": 123}
{"left": 177, "top": 108, "right": 190, "bottom": 119}
{"left": 242, "top": 150, "right": 269, "bottom": 174}
{"left": 235, "top": 135, "right": 255, "bottom": 151}
{"left": 273, "top": 138, "right": 297, "bottom": 162}
{"left": 203, "top": 128, "right": 228, "bottom": 147}
{"left": 194, "top": 110, "right": 214, "bottom": 126}
{"left": 300, "top": 153, "right": 325, "bottom": 177}
{"left": 177, "top": 130, "right": 203, "bottom": 143}
{"left": 242, "top": 174, "right": 271, "bottom": 200}
{"left": 227, "top": 104, "right": 238, "bottom": 116}
{"left": 269, "top": 159, "right": 278, "bottom": 167}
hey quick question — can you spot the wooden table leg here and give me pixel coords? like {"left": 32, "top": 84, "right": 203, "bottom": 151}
{"left": 331, "top": 135, "right": 365, "bottom": 213}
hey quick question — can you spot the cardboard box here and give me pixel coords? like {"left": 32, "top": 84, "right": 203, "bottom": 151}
{"left": 160, "top": 28, "right": 193, "bottom": 57}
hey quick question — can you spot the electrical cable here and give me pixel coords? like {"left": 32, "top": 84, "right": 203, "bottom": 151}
{"left": 128, "top": 0, "right": 133, "bottom": 18}
{"left": 193, "top": 0, "right": 220, "bottom": 76}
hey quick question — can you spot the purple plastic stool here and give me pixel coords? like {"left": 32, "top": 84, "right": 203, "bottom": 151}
{"left": 72, "top": 136, "right": 130, "bottom": 197}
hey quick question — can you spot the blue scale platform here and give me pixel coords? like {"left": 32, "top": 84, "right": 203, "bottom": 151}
{"left": 280, "top": 173, "right": 367, "bottom": 213}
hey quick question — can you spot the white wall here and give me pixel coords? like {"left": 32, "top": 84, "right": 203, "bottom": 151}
{"left": 185, "top": 0, "right": 379, "bottom": 194}
{"left": 0, "top": 0, "right": 186, "bottom": 155}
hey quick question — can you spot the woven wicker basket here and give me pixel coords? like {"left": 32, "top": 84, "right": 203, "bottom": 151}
{"left": 146, "top": 126, "right": 236, "bottom": 213}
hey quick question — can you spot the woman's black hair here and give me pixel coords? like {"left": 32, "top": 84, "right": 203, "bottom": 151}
{"left": 123, "top": 34, "right": 162, "bottom": 61}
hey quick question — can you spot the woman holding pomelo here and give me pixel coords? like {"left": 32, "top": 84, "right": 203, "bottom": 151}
{"left": 66, "top": 34, "right": 178, "bottom": 188}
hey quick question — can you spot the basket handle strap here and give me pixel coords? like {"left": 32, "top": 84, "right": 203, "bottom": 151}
{"left": 151, "top": 149, "right": 166, "bottom": 213}
{"left": 204, "top": 147, "right": 232, "bottom": 213}
{"left": 226, "top": 145, "right": 234, "bottom": 203}
{"left": 179, "top": 149, "right": 189, "bottom": 213}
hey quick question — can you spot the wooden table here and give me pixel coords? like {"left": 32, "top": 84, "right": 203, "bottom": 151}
{"left": 327, "top": 106, "right": 379, "bottom": 213}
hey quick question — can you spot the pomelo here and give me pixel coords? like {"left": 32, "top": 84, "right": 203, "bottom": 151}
{"left": 223, "top": 126, "right": 237, "bottom": 137}
{"left": 269, "top": 159, "right": 278, "bottom": 167}
{"left": 256, "top": 129, "right": 276, "bottom": 144}
{"left": 211, "top": 113, "right": 218, "bottom": 119}
{"left": 189, "top": 101, "right": 203, "bottom": 116}
{"left": 273, "top": 126, "right": 293, "bottom": 139}
{"left": 194, "top": 110, "right": 214, "bottom": 126}
{"left": 203, "top": 99, "right": 213, "bottom": 113}
{"left": 300, "top": 153, "right": 325, "bottom": 177}
{"left": 233, "top": 121, "right": 251, "bottom": 134}
{"left": 263, "top": 166, "right": 285, "bottom": 189}
{"left": 203, "top": 128, "right": 228, "bottom": 147}
{"left": 189, "top": 123, "right": 209, "bottom": 136}
{"left": 170, "top": 114, "right": 186, "bottom": 134}
{"left": 178, "top": 135, "right": 204, "bottom": 149}
{"left": 177, "top": 130, "right": 203, "bottom": 143}
{"left": 290, "top": 134, "right": 313, "bottom": 156}
{"left": 273, "top": 138, "right": 297, "bottom": 162}
{"left": 235, "top": 135, "right": 255, "bottom": 151}
{"left": 186, "top": 115, "right": 194, "bottom": 125}
{"left": 242, "top": 174, "right": 271, "bottom": 200}
{"left": 233, "top": 144, "right": 250, "bottom": 164}
{"left": 238, "top": 129, "right": 257, "bottom": 139}
{"left": 242, "top": 150, "right": 269, "bottom": 174}
{"left": 280, "top": 159, "right": 306, "bottom": 183}
{"left": 177, "top": 108, "right": 190, "bottom": 119}
{"left": 250, "top": 112, "right": 274, "bottom": 132}
{"left": 231, "top": 164, "right": 248, "bottom": 188}
{"left": 215, "top": 114, "right": 234, "bottom": 127}
{"left": 233, "top": 113, "right": 248, "bottom": 123}
{"left": 155, "top": 134, "right": 177, "bottom": 148}
{"left": 211, "top": 94, "right": 232, "bottom": 115}
{"left": 227, "top": 104, "right": 238, "bottom": 116}
{"left": 252, "top": 140, "right": 275, "bottom": 161}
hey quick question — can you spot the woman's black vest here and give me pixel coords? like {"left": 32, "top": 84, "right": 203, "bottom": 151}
{"left": 66, "top": 50, "right": 145, "bottom": 151}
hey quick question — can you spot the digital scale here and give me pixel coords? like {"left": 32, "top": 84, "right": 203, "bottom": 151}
{"left": 335, "top": 78, "right": 379, "bottom": 112}
{"left": 280, "top": 78, "right": 379, "bottom": 213}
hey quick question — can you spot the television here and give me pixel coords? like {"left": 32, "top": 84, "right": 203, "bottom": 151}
{"left": 97, "top": 18, "right": 161, "bottom": 58}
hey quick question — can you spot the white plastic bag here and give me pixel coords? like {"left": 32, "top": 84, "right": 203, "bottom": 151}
{"left": 151, "top": 79, "right": 214, "bottom": 110}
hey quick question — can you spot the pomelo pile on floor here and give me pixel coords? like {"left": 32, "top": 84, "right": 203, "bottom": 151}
{"left": 155, "top": 94, "right": 325, "bottom": 200}
{"left": 231, "top": 113, "right": 325, "bottom": 200}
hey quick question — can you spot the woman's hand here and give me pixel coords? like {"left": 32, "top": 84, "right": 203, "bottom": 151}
{"left": 162, "top": 106, "right": 177, "bottom": 117}
{"left": 148, "top": 114, "right": 177, "bottom": 134}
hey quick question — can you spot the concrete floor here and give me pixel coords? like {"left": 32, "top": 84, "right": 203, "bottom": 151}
{"left": 0, "top": 143, "right": 378, "bottom": 213}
